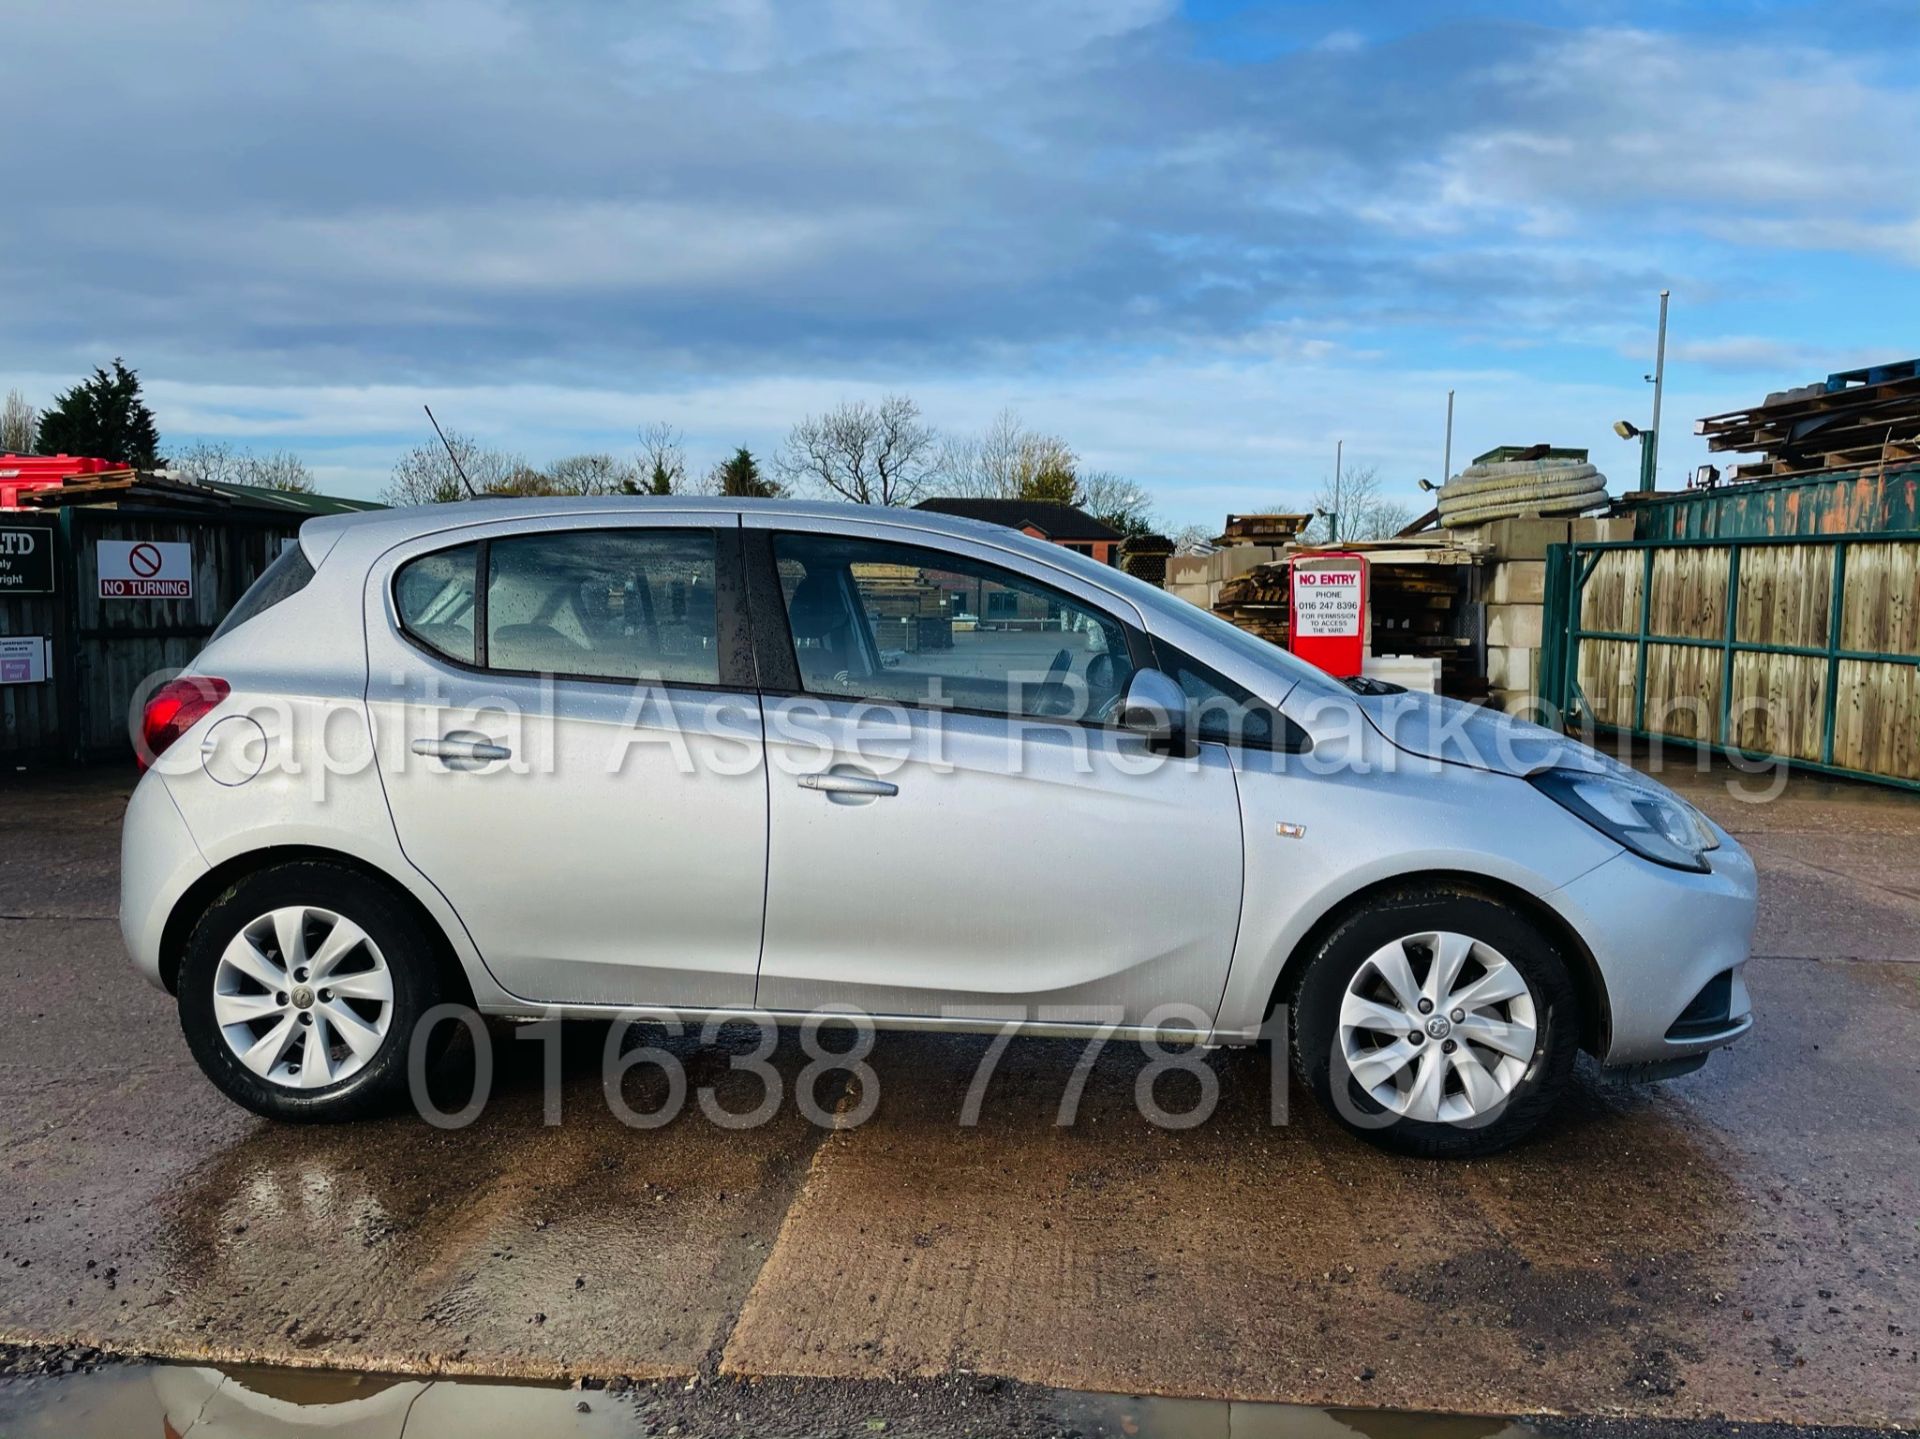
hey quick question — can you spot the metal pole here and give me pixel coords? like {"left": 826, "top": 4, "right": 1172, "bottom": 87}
{"left": 1443, "top": 390, "right": 1454, "bottom": 484}
{"left": 1331, "top": 439, "right": 1342, "bottom": 544}
{"left": 1646, "top": 289, "right": 1669, "bottom": 492}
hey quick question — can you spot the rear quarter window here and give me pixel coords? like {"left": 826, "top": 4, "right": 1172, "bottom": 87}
{"left": 211, "top": 541, "right": 316, "bottom": 641}
{"left": 394, "top": 543, "right": 480, "bottom": 664}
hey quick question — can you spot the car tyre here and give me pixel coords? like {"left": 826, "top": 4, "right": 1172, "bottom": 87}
{"left": 1290, "top": 884, "right": 1580, "bottom": 1158}
{"left": 178, "top": 862, "right": 449, "bottom": 1123}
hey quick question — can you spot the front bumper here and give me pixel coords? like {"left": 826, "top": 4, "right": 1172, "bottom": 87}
{"left": 1546, "top": 833, "right": 1757, "bottom": 1068}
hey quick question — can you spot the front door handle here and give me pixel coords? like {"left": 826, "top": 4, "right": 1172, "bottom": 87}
{"left": 798, "top": 768, "right": 898, "bottom": 799}
{"left": 412, "top": 731, "right": 512, "bottom": 771}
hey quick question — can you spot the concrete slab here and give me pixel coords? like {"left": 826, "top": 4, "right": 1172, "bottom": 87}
{"left": 0, "top": 901, "right": 826, "bottom": 1380}
{"left": 3, "top": 764, "right": 1918, "bottom": 1427}
{"left": 717, "top": 957, "right": 1920, "bottom": 1426}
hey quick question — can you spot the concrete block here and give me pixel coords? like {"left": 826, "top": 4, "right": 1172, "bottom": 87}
{"left": 1487, "top": 603, "right": 1544, "bottom": 650}
{"left": 1216, "top": 545, "right": 1282, "bottom": 580}
{"left": 1486, "top": 645, "right": 1534, "bottom": 693}
{"left": 1572, "top": 516, "right": 1636, "bottom": 543}
{"left": 1471, "top": 516, "right": 1573, "bottom": 560}
{"left": 1489, "top": 560, "right": 1546, "bottom": 605}
{"left": 1165, "top": 555, "right": 1214, "bottom": 588}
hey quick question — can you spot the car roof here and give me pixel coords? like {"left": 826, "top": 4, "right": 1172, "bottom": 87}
{"left": 299, "top": 495, "right": 1066, "bottom": 566}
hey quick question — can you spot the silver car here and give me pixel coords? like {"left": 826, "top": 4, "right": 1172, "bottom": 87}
{"left": 120, "top": 499, "right": 1756, "bottom": 1156}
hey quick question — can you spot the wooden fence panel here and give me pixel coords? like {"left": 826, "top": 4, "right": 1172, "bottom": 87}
{"left": 1735, "top": 544, "right": 1834, "bottom": 649}
{"left": 1563, "top": 533, "right": 1920, "bottom": 787}
{"left": 1839, "top": 542, "right": 1920, "bottom": 654}
{"left": 1833, "top": 659, "right": 1920, "bottom": 780}
{"left": 1581, "top": 550, "right": 1642, "bottom": 634}
{"left": 1649, "top": 547, "right": 1727, "bottom": 641}
{"left": 1642, "top": 643, "right": 1721, "bottom": 742}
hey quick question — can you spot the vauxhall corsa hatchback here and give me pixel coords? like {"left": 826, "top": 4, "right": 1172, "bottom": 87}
{"left": 121, "top": 499, "right": 1757, "bottom": 1156}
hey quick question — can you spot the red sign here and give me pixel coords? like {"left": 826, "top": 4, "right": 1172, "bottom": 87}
{"left": 1288, "top": 551, "right": 1369, "bottom": 678}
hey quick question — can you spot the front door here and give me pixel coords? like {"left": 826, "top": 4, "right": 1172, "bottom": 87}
{"left": 747, "top": 516, "right": 1243, "bottom": 1028}
{"left": 366, "top": 515, "right": 767, "bottom": 1008}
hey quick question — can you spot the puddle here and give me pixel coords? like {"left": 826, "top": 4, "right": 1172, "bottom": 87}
{"left": 0, "top": 1360, "right": 1549, "bottom": 1439}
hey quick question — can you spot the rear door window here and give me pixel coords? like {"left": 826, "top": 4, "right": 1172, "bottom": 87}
{"left": 484, "top": 529, "right": 719, "bottom": 685}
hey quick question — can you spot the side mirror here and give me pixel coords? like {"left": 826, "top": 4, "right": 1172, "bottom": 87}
{"left": 1118, "top": 668, "right": 1195, "bottom": 755}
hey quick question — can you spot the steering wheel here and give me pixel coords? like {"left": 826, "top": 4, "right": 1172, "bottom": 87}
{"left": 1085, "top": 652, "right": 1126, "bottom": 722}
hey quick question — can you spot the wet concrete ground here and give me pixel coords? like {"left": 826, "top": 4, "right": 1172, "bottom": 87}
{"left": 0, "top": 759, "right": 1916, "bottom": 1432}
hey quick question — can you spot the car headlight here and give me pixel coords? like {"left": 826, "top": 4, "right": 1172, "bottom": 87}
{"left": 1530, "top": 767, "right": 1721, "bottom": 873}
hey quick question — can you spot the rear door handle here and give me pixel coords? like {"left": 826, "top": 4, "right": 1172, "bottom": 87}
{"left": 798, "top": 769, "right": 898, "bottom": 798}
{"left": 412, "top": 731, "right": 512, "bottom": 770}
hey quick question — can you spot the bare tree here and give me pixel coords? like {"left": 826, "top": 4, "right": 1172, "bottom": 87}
{"left": 934, "top": 409, "right": 1077, "bottom": 500}
{"left": 543, "top": 453, "right": 634, "bottom": 495}
{"left": 777, "top": 394, "right": 939, "bottom": 506}
{"left": 243, "top": 450, "right": 316, "bottom": 493}
{"left": 1298, "top": 464, "right": 1414, "bottom": 543}
{"left": 635, "top": 422, "right": 687, "bottom": 495}
{"left": 172, "top": 440, "right": 314, "bottom": 493}
{"left": 169, "top": 440, "right": 245, "bottom": 485}
{"left": 1074, "top": 469, "right": 1158, "bottom": 536}
{"left": 1, "top": 390, "right": 38, "bottom": 454}
{"left": 1171, "top": 523, "right": 1215, "bottom": 555}
{"left": 385, "top": 432, "right": 523, "bottom": 505}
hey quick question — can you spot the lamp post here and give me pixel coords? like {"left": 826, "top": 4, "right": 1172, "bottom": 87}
{"left": 1648, "top": 289, "right": 1669, "bottom": 491}
{"left": 1329, "top": 439, "right": 1343, "bottom": 543}
{"left": 1613, "top": 419, "right": 1655, "bottom": 492}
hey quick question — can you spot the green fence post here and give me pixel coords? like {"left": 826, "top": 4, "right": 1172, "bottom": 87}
{"left": 1632, "top": 546, "right": 1655, "bottom": 734}
{"left": 1718, "top": 543, "right": 1741, "bottom": 746}
{"left": 1539, "top": 543, "right": 1569, "bottom": 724}
{"left": 1821, "top": 541, "right": 1848, "bottom": 767}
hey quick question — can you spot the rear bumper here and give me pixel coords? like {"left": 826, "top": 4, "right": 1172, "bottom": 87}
{"left": 119, "top": 770, "right": 210, "bottom": 991}
{"left": 1547, "top": 835, "right": 1758, "bottom": 1068}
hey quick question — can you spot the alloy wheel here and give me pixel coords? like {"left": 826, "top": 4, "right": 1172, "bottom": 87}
{"left": 212, "top": 906, "right": 395, "bottom": 1089}
{"left": 1337, "top": 930, "right": 1538, "bottom": 1124}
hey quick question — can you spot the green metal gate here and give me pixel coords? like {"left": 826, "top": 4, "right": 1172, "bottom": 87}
{"left": 1540, "top": 532, "right": 1920, "bottom": 790}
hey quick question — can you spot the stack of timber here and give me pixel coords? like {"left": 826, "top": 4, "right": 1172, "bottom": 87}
{"left": 1209, "top": 536, "right": 1483, "bottom": 695}
{"left": 1214, "top": 513, "right": 1312, "bottom": 547}
{"left": 1697, "top": 359, "right": 1920, "bottom": 481}
{"left": 1213, "top": 562, "right": 1292, "bottom": 646}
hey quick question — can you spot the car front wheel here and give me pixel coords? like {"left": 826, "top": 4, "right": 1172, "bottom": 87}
{"left": 177, "top": 862, "right": 446, "bottom": 1122}
{"left": 1290, "top": 884, "right": 1580, "bottom": 1158}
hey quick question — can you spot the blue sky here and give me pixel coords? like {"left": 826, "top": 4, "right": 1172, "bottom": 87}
{"left": 3, "top": 0, "right": 1916, "bottom": 524}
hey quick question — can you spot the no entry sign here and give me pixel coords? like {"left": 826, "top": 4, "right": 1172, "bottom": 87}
{"left": 99, "top": 540, "right": 194, "bottom": 599}
{"left": 1288, "top": 551, "right": 1369, "bottom": 677}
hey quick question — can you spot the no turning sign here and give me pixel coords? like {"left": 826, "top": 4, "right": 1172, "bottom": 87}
{"left": 99, "top": 540, "right": 194, "bottom": 599}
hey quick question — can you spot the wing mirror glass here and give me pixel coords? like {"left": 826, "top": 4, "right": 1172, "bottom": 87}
{"left": 1118, "top": 667, "right": 1195, "bottom": 756}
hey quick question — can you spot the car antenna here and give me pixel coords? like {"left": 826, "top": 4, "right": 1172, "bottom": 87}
{"left": 423, "top": 404, "right": 480, "bottom": 499}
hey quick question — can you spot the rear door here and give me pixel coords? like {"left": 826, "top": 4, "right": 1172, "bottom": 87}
{"left": 744, "top": 513, "right": 1244, "bottom": 1027}
{"left": 365, "top": 513, "right": 767, "bottom": 1007}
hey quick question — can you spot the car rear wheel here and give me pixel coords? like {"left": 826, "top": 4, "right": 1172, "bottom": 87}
{"left": 1291, "top": 884, "right": 1579, "bottom": 1157}
{"left": 178, "top": 863, "right": 446, "bottom": 1122}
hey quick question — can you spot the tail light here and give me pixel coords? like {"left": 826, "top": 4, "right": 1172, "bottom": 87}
{"left": 138, "top": 676, "right": 230, "bottom": 771}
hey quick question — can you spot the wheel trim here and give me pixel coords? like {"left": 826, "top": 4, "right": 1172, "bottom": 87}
{"left": 212, "top": 906, "right": 393, "bottom": 1090}
{"left": 1337, "top": 930, "right": 1539, "bottom": 1125}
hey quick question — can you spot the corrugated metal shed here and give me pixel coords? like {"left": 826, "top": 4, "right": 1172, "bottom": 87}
{"left": 1633, "top": 464, "right": 1920, "bottom": 541}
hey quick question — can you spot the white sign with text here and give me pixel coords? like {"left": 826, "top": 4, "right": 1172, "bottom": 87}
{"left": 98, "top": 540, "right": 194, "bottom": 599}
